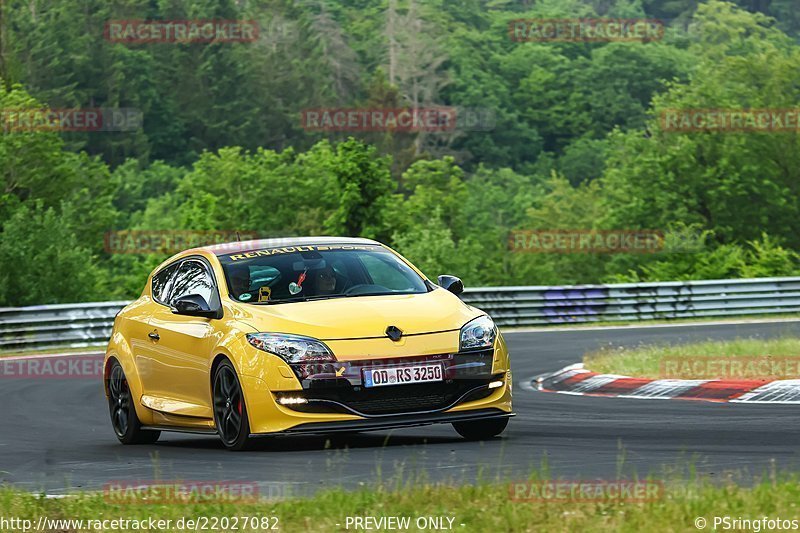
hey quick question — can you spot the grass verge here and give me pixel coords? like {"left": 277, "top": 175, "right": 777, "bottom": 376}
{"left": 2, "top": 475, "right": 800, "bottom": 532}
{"left": 584, "top": 336, "right": 800, "bottom": 379}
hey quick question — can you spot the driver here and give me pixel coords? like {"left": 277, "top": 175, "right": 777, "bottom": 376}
{"left": 315, "top": 266, "right": 337, "bottom": 295}
{"left": 228, "top": 265, "right": 251, "bottom": 298}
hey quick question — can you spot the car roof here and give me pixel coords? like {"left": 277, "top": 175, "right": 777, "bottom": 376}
{"left": 197, "top": 236, "right": 382, "bottom": 257}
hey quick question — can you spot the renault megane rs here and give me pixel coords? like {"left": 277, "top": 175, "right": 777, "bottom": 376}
{"left": 104, "top": 237, "right": 513, "bottom": 450}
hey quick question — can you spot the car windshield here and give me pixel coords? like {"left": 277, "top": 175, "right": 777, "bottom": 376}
{"left": 218, "top": 244, "right": 429, "bottom": 304}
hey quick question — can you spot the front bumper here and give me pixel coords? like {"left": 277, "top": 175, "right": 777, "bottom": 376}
{"left": 239, "top": 341, "right": 513, "bottom": 434}
{"left": 279, "top": 349, "right": 499, "bottom": 417}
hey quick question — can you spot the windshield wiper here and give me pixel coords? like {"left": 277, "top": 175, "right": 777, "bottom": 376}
{"left": 252, "top": 294, "right": 348, "bottom": 305}
{"left": 250, "top": 291, "right": 419, "bottom": 305}
{"left": 344, "top": 290, "right": 426, "bottom": 298}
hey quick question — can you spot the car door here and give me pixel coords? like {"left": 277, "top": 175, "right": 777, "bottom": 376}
{"left": 133, "top": 260, "right": 179, "bottom": 398}
{"left": 142, "top": 257, "right": 221, "bottom": 418}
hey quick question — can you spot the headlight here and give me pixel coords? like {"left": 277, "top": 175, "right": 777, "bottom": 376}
{"left": 246, "top": 333, "right": 336, "bottom": 363}
{"left": 460, "top": 315, "right": 496, "bottom": 351}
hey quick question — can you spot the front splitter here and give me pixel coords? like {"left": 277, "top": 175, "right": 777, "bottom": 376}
{"left": 251, "top": 408, "right": 514, "bottom": 437}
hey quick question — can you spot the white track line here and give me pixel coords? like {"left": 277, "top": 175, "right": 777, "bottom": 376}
{"left": 503, "top": 317, "right": 800, "bottom": 334}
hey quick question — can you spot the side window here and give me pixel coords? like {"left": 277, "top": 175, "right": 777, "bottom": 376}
{"left": 152, "top": 263, "right": 179, "bottom": 304}
{"left": 169, "top": 260, "right": 216, "bottom": 305}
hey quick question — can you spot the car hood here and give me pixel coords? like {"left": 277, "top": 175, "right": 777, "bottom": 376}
{"left": 234, "top": 288, "right": 483, "bottom": 340}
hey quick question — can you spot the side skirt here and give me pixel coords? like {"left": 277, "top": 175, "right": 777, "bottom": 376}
{"left": 141, "top": 425, "right": 217, "bottom": 435}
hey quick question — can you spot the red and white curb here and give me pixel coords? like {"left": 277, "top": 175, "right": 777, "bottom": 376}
{"left": 534, "top": 363, "right": 800, "bottom": 404}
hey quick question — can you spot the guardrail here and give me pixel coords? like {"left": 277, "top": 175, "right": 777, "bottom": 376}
{"left": 2, "top": 277, "right": 800, "bottom": 352}
{"left": 0, "top": 301, "right": 130, "bottom": 352}
{"left": 463, "top": 277, "right": 800, "bottom": 326}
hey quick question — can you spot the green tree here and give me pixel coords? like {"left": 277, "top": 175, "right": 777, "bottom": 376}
{"left": 0, "top": 203, "right": 101, "bottom": 305}
{"left": 600, "top": 1, "right": 800, "bottom": 248}
{"left": 323, "top": 138, "right": 394, "bottom": 239}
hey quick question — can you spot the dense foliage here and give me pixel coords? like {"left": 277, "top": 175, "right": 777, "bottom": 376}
{"left": 1, "top": 0, "right": 800, "bottom": 305}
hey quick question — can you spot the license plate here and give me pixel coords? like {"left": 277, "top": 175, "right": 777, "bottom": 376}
{"left": 363, "top": 364, "right": 444, "bottom": 388}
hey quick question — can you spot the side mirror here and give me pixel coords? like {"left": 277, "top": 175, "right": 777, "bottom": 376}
{"left": 171, "top": 294, "right": 222, "bottom": 319}
{"left": 437, "top": 275, "right": 464, "bottom": 296}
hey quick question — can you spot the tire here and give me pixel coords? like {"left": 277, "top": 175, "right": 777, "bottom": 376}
{"left": 212, "top": 360, "right": 252, "bottom": 451}
{"left": 106, "top": 360, "right": 161, "bottom": 445}
{"left": 452, "top": 417, "right": 509, "bottom": 441}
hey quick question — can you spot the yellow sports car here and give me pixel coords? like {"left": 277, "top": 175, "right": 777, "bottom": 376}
{"left": 104, "top": 237, "right": 513, "bottom": 450}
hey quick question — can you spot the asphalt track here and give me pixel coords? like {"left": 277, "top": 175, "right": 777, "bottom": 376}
{"left": 3, "top": 320, "right": 800, "bottom": 496}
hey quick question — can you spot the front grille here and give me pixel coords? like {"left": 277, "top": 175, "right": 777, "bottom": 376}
{"left": 289, "top": 349, "right": 495, "bottom": 381}
{"left": 278, "top": 379, "right": 496, "bottom": 416}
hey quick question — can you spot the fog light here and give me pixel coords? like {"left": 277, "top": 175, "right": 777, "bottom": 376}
{"left": 488, "top": 380, "right": 504, "bottom": 389}
{"left": 277, "top": 396, "right": 308, "bottom": 405}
